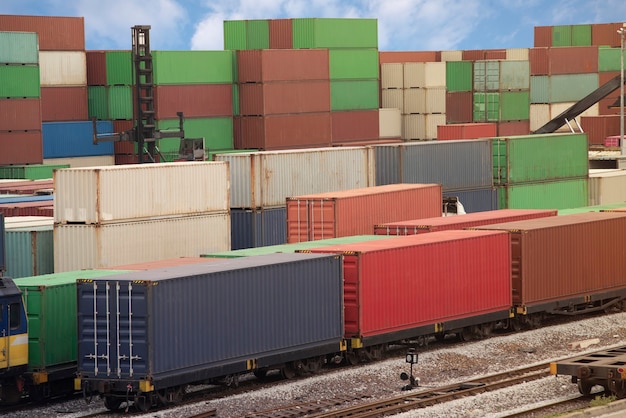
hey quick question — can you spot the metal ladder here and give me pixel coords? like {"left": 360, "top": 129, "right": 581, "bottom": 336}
{"left": 132, "top": 25, "right": 157, "bottom": 163}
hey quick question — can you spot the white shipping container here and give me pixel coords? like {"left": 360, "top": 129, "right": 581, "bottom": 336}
{"left": 39, "top": 51, "right": 87, "bottom": 86}
{"left": 530, "top": 104, "right": 550, "bottom": 132}
{"left": 403, "top": 88, "right": 426, "bottom": 114}
{"left": 426, "top": 114, "right": 447, "bottom": 140}
{"left": 506, "top": 48, "right": 530, "bottom": 61}
{"left": 379, "top": 108, "right": 402, "bottom": 138}
{"left": 382, "top": 89, "right": 404, "bottom": 113}
{"left": 381, "top": 63, "right": 403, "bottom": 89}
{"left": 550, "top": 102, "right": 599, "bottom": 132}
{"left": 44, "top": 155, "right": 115, "bottom": 168}
{"left": 588, "top": 170, "right": 626, "bottom": 206}
{"left": 424, "top": 62, "right": 446, "bottom": 88}
{"left": 53, "top": 212, "right": 230, "bottom": 272}
{"left": 425, "top": 88, "right": 447, "bottom": 114}
{"left": 54, "top": 162, "right": 230, "bottom": 224}
{"left": 440, "top": 50, "right": 463, "bottom": 62}
{"left": 215, "top": 147, "right": 374, "bottom": 208}
{"left": 5, "top": 217, "right": 54, "bottom": 229}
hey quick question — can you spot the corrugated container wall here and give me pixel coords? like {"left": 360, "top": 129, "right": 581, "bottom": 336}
{"left": 379, "top": 51, "right": 441, "bottom": 63}
{"left": 292, "top": 18, "right": 377, "bottom": 49}
{"left": 41, "top": 86, "right": 88, "bottom": 121}
{"left": 152, "top": 51, "right": 235, "bottom": 85}
{"left": 269, "top": 19, "right": 293, "bottom": 49}
{"left": 223, "top": 20, "right": 246, "bottom": 50}
{"left": 236, "top": 49, "right": 329, "bottom": 83}
{"left": 230, "top": 207, "right": 286, "bottom": 250}
{"left": 0, "top": 15, "right": 85, "bottom": 50}
{"left": 497, "top": 178, "right": 588, "bottom": 210}
{"left": 42, "top": 121, "right": 114, "bottom": 158}
{"left": 54, "top": 162, "right": 229, "bottom": 224}
{"left": 0, "top": 99, "right": 42, "bottom": 131}
{"left": 39, "top": 51, "right": 87, "bottom": 86}
{"left": 0, "top": 132, "right": 43, "bottom": 165}
{"left": 245, "top": 19, "right": 269, "bottom": 49}
{"left": 238, "top": 113, "right": 332, "bottom": 150}
{"left": 588, "top": 170, "right": 626, "bottom": 206}
{"left": 5, "top": 225, "right": 53, "bottom": 278}
{"left": 214, "top": 147, "right": 374, "bottom": 209}
{"left": 0, "top": 31, "right": 38, "bottom": 64}
{"left": 0, "top": 65, "right": 41, "bottom": 98}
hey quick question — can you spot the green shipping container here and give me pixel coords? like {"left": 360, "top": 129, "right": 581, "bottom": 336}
{"left": 0, "top": 164, "right": 69, "bottom": 180}
{"left": 0, "top": 31, "right": 38, "bottom": 64}
{"left": 88, "top": 86, "right": 133, "bottom": 120}
{"left": 14, "top": 270, "right": 131, "bottom": 372}
{"left": 157, "top": 117, "right": 234, "bottom": 160}
{"left": 207, "top": 148, "right": 257, "bottom": 161}
{"left": 0, "top": 65, "right": 40, "bottom": 98}
{"left": 492, "top": 133, "right": 588, "bottom": 185}
{"left": 330, "top": 80, "right": 379, "bottom": 110}
{"left": 500, "top": 61, "right": 530, "bottom": 91}
{"left": 598, "top": 47, "right": 625, "bottom": 72}
{"left": 5, "top": 226, "right": 53, "bottom": 279}
{"left": 473, "top": 60, "right": 499, "bottom": 91}
{"left": 473, "top": 92, "right": 500, "bottom": 122}
{"left": 329, "top": 49, "right": 379, "bottom": 80}
{"left": 446, "top": 61, "right": 472, "bottom": 92}
{"left": 499, "top": 91, "right": 530, "bottom": 121}
{"left": 558, "top": 202, "right": 626, "bottom": 215}
{"left": 552, "top": 25, "right": 572, "bottom": 47}
{"left": 203, "top": 235, "right": 395, "bottom": 258}
{"left": 498, "top": 178, "right": 588, "bottom": 210}
{"left": 224, "top": 20, "right": 247, "bottom": 50}
{"left": 571, "top": 24, "right": 592, "bottom": 46}
{"left": 246, "top": 20, "right": 270, "bottom": 50}
{"left": 153, "top": 50, "right": 235, "bottom": 84}
{"left": 530, "top": 76, "right": 549, "bottom": 104}
{"left": 106, "top": 51, "right": 133, "bottom": 85}
{"left": 292, "top": 18, "right": 378, "bottom": 49}
{"left": 549, "top": 73, "right": 598, "bottom": 103}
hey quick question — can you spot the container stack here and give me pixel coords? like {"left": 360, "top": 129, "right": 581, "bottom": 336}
{"left": 0, "top": 29, "right": 42, "bottom": 165}
{"left": 52, "top": 163, "right": 231, "bottom": 272}
{"left": 492, "top": 133, "right": 589, "bottom": 209}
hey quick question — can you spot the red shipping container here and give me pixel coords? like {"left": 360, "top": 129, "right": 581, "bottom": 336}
{"left": 154, "top": 84, "right": 232, "bottom": 119}
{"left": 0, "top": 131, "right": 42, "bottom": 165}
{"left": 86, "top": 51, "right": 107, "bottom": 86}
{"left": 374, "top": 208, "right": 557, "bottom": 235}
{"left": 238, "top": 113, "right": 332, "bottom": 150}
{"left": 237, "top": 49, "right": 329, "bottom": 83}
{"left": 0, "top": 98, "right": 42, "bottom": 131}
{"left": 473, "top": 212, "right": 626, "bottom": 309}
{"left": 485, "top": 49, "right": 506, "bottom": 60}
{"left": 462, "top": 50, "right": 485, "bottom": 61}
{"left": 112, "top": 120, "right": 134, "bottom": 133}
{"left": 331, "top": 110, "right": 379, "bottom": 143}
{"left": 0, "top": 15, "right": 85, "bottom": 51}
{"left": 497, "top": 121, "right": 530, "bottom": 137}
{"left": 239, "top": 81, "right": 330, "bottom": 116}
{"left": 592, "top": 23, "right": 623, "bottom": 47}
{"left": 437, "top": 123, "right": 497, "bottom": 140}
{"left": 529, "top": 47, "right": 549, "bottom": 76}
{"left": 40, "top": 86, "right": 88, "bottom": 121}
{"left": 549, "top": 46, "right": 598, "bottom": 75}
{"left": 534, "top": 26, "right": 552, "bottom": 47}
{"left": 446, "top": 92, "right": 473, "bottom": 124}
{"left": 581, "top": 115, "right": 621, "bottom": 145}
{"left": 286, "top": 184, "right": 442, "bottom": 243}
{"left": 0, "top": 201, "right": 54, "bottom": 218}
{"left": 0, "top": 179, "right": 52, "bottom": 194}
{"left": 269, "top": 19, "right": 293, "bottom": 49}
{"left": 303, "top": 230, "right": 512, "bottom": 340}
{"left": 378, "top": 51, "right": 441, "bottom": 64}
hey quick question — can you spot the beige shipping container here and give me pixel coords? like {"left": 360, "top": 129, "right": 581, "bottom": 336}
{"left": 214, "top": 147, "right": 374, "bottom": 209}
{"left": 39, "top": 51, "right": 87, "bottom": 86}
{"left": 53, "top": 213, "right": 230, "bottom": 272}
{"left": 530, "top": 104, "right": 550, "bottom": 132}
{"left": 403, "top": 114, "right": 425, "bottom": 140}
{"left": 382, "top": 89, "right": 404, "bottom": 113}
{"left": 425, "top": 114, "right": 447, "bottom": 139}
{"left": 550, "top": 102, "right": 599, "bottom": 132}
{"left": 54, "top": 162, "right": 230, "bottom": 224}
{"left": 381, "top": 63, "right": 403, "bottom": 89}
{"left": 506, "top": 48, "right": 530, "bottom": 61}
{"left": 404, "top": 62, "right": 446, "bottom": 88}
{"left": 403, "top": 88, "right": 426, "bottom": 114}
{"left": 44, "top": 155, "right": 115, "bottom": 168}
{"left": 379, "top": 108, "right": 402, "bottom": 138}
{"left": 588, "top": 169, "right": 626, "bottom": 206}
{"left": 441, "top": 50, "right": 463, "bottom": 61}
{"left": 425, "top": 88, "right": 447, "bottom": 114}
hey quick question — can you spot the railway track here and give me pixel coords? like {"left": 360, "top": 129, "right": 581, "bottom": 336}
{"left": 502, "top": 395, "right": 588, "bottom": 417}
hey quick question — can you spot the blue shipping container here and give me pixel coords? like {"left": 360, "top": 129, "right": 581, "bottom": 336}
{"left": 0, "top": 195, "right": 54, "bottom": 205}
{"left": 231, "top": 206, "right": 287, "bottom": 250}
{"left": 444, "top": 188, "right": 499, "bottom": 214}
{"left": 42, "top": 121, "right": 114, "bottom": 158}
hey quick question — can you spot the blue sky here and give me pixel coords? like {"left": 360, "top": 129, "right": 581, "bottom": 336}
{"left": 1, "top": 0, "right": 625, "bottom": 52}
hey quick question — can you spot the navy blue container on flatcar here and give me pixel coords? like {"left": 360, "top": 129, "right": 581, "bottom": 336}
{"left": 76, "top": 252, "right": 344, "bottom": 393}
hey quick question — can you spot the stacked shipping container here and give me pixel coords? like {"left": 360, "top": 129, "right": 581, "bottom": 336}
{"left": 3, "top": 216, "right": 54, "bottom": 278}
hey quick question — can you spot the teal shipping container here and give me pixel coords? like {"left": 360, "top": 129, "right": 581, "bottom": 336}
{"left": 153, "top": 51, "right": 235, "bottom": 84}
{"left": 292, "top": 18, "right": 377, "bottom": 49}
{"left": 598, "top": 47, "right": 625, "bottom": 72}
{"left": 530, "top": 76, "right": 549, "bottom": 104}
{"left": 0, "top": 164, "right": 69, "bottom": 180}
{"left": 493, "top": 133, "right": 588, "bottom": 185}
{"left": 549, "top": 73, "right": 598, "bottom": 103}
{"left": 499, "top": 91, "right": 530, "bottom": 121}
{"left": 446, "top": 61, "right": 472, "bottom": 92}
{"left": 331, "top": 80, "right": 379, "bottom": 111}
{"left": 329, "top": 49, "right": 379, "bottom": 80}
{"left": 473, "top": 92, "right": 500, "bottom": 122}
{"left": 5, "top": 225, "right": 53, "bottom": 278}
{"left": 0, "top": 65, "right": 40, "bottom": 98}
{"left": 0, "top": 31, "right": 38, "bottom": 64}
{"left": 105, "top": 51, "right": 132, "bottom": 85}
{"left": 498, "top": 178, "right": 588, "bottom": 210}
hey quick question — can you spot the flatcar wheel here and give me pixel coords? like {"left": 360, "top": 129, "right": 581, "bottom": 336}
{"left": 459, "top": 327, "right": 474, "bottom": 342}
{"left": 104, "top": 396, "right": 123, "bottom": 411}
{"left": 253, "top": 368, "right": 268, "bottom": 379}
{"left": 305, "top": 357, "right": 324, "bottom": 374}
{"left": 577, "top": 379, "right": 593, "bottom": 396}
{"left": 345, "top": 351, "right": 359, "bottom": 366}
{"left": 280, "top": 364, "right": 297, "bottom": 380}
{"left": 134, "top": 394, "right": 152, "bottom": 412}
{"left": 1, "top": 383, "right": 21, "bottom": 405}
{"left": 368, "top": 345, "right": 384, "bottom": 361}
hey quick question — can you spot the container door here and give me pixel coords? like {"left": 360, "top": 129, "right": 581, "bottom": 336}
{"left": 78, "top": 280, "right": 114, "bottom": 377}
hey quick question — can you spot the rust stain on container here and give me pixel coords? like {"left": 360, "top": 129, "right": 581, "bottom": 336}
{"left": 331, "top": 110, "right": 379, "bottom": 143}
{"left": 534, "top": 26, "right": 552, "bottom": 47}
{"left": 0, "top": 98, "right": 42, "bottom": 131}
{"left": 239, "top": 113, "right": 332, "bottom": 150}
{"left": 497, "top": 121, "right": 530, "bottom": 136}
{"left": 0, "top": 131, "right": 43, "bottom": 164}
{"left": 154, "top": 84, "right": 233, "bottom": 119}
{"left": 378, "top": 51, "right": 441, "bottom": 64}
{"left": 529, "top": 48, "right": 549, "bottom": 75}
{"left": 0, "top": 15, "right": 85, "bottom": 50}
{"left": 86, "top": 51, "right": 106, "bottom": 86}
{"left": 549, "top": 46, "right": 598, "bottom": 75}
{"left": 445, "top": 91, "right": 473, "bottom": 124}
{"left": 41, "top": 86, "right": 88, "bottom": 121}
{"left": 581, "top": 115, "right": 621, "bottom": 145}
{"left": 237, "top": 49, "right": 329, "bottom": 83}
{"left": 239, "top": 81, "right": 330, "bottom": 116}
{"left": 269, "top": 19, "right": 293, "bottom": 49}
{"left": 592, "top": 23, "right": 622, "bottom": 47}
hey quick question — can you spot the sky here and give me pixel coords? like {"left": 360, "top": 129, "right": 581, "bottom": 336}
{"left": 0, "top": 0, "right": 625, "bottom": 52}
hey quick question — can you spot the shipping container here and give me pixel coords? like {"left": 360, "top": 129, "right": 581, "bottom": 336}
{"left": 105, "top": 50, "right": 132, "bottom": 85}
{"left": 54, "top": 162, "right": 229, "bottom": 224}
{"left": 374, "top": 208, "right": 557, "bottom": 235}
{"left": 269, "top": 19, "right": 292, "bottom": 49}
{"left": 598, "top": 47, "right": 625, "bottom": 72}
{"left": 499, "top": 61, "right": 530, "bottom": 90}
{"left": 549, "top": 46, "right": 598, "bottom": 75}
{"left": 0, "top": 98, "right": 42, "bottom": 131}
{"left": 380, "top": 63, "right": 403, "bottom": 89}
{"left": 103, "top": 258, "right": 215, "bottom": 270}
{"left": 245, "top": 19, "right": 270, "bottom": 49}
{"left": 85, "top": 51, "right": 106, "bottom": 86}
{"left": 558, "top": 202, "right": 626, "bottom": 215}
{"left": 473, "top": 92, "right": 500, "bottom": 122}
{"left": 473, "top": 212, "right": 626, "bottom": 310}
{"left": 445, "top": 91, "right": 473, "bottom": 123}
{"left": 588, "top": 170, "right": 626, "bottom": 206}
{"left": 40, "top": 86, "right": 88, "bottom": 121}
{"left": 592, "top": 23, "right": 623, "bottom": 47}
{"left": 381, "top": 89, "right": 404, "bottom": 113}
{"left": 497, "top": 121, "right": 530, "bottom": 136}
{"left": 43, "top": 155, "right": 115, "bottom": 168}
{"left": 230, "top": 206, "right": 286, "bottom": 249}
{"left": 239, "top": 81, "right": 330, "bottom": 116}
{"left": 0, "top": 131, "right": 43, "bottom": 165}
{"left": 5, "top": 223, "right": 53, "bottom": 278}
{"left": 499, "top": 91, "right": 530, "bottom": 121}
{"left": 331, "top": 110, "right": 379, "bottom": 143}
{"left": 402, "top": 114, "right": 425, "bottom": 140}
{"left": 214, "top": 146, "right": 374, "bottom": 208}
{"left": 236, "top": 49, "right": 329, "bottom": 83}
{"left": 462, "top": 50, "right": 486, "bottom": 61}
{"left": 497, "top": 178, "right": 588, "bottom": 210}
{"left": 379, "top": 51, "right": 441, "bottom": 63}
{"left": 446, "top": 61, "right": 472, "bottom": 92}
{"left": 329, "top": 49, "right": 379, "bottom": 80}
{"left": 331, "top": 80, "right": 379, "bottom": 111}
{"left": 425, "top": 88, "right": 446, "bottom": 114}
{"left": 153, "top": 50, "right": 235, "bottom": 85}
{"left": 403, "top": 88, "right": 426, "bottom": 114}
{"left": 571, "top": 24, "right": 592, "bottom": 46}
{"left": 42, "top": 121, "right": 114, "bottom": 158}
{"left": 223, "top": 20, "right": 246, "bottom": 50}
{"left": 581, "top": 115, "right": 621, "bottom": 145}
{"left": 552, "top": 25, "right": 572, "bottom": 47}
{"left": 0, "top": 15, "right": 85, "bottom": 50}
{"left": 506, "top": 48, "right": 529, "bottom": 61}
{"left": 0, "top": 164, "right": 67, "bottom": 180}
{"left": 444, "top": 187, "right": 499, "bottom": 213}
{"left": 530, "top": 104, "right": 550, "bottom": 132}
{"left": 154, "top": 84, "right": 232, "bottom": 119}
{"left": 530, "top": 76, "right": 549, "bottom": 104}
{"left": 529, "top": 47, "right": 549, "bottom": 75}
{"left": 0, "top": 202, "right": 53, "bottom": 218}
{"left": 0, "top": 214, "right": 4, "bottom": 272}
{"left": 292, "top": 18, "right": 377, "bottom": 49}
{"left": 485, "top": 49, "right": 507, "bottom": 60}
{"left": 237, "top": 113, "right": 331, "bottom": 150}
{"left": 549, "top": 73, "right": 599, "bottom": 103}
{"left": 379, "top": 108, "right": 401, "bottom": 138}
{"left": 87, "top": 85, "right": 133, "bottom": 120}
{"left": 598, "top": 71, "right": 621, "bottom": 116}
{"left": 286, "top": 184, "right": 442, "bottom": 242}
{"left": 440, "top": 50, "right": 463, "bottom": 61}
{"left": 404, "top": 62, "right": 446, "bottom": 88}
{"left": 437, "top": 123, "right": 497, "bottom": 140}
{"left": 77, "top": 253, "right": 344, "bottom": 391}
{"left": 550, "top": 102, "right": 599, "bottom": 133}
{"left": 0, "top": 31, "right": 38, "bottom": 64}
{"left": 54, "top": 212, "right": 230, "bottom": 272}
{"left": 0, "top": 65, "right": 40, "bottom": 98}
{"left": 473, "top": 60, "right": 500, "bottom": 92}
{"left": 156, "top": 117, "right": 234, "bottom": 152}
{"left": 534, "top": 26, "right": 552, "bottom": 47}
{"left": 39, "top": 51, "right": 87, "bottom": 86}
{"left": 424, "top": 114, "right": 447, "bottom": 140}
{"left": 303, "top": 230, "right": 512, "bottom": 342}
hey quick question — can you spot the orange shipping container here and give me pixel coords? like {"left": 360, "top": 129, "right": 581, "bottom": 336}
{"left": 286, "top": 184, "right": 442, "bottom": 243}
{"left": 331, "top": 110, "right": 379, "bottom": 143}
{"left": 592, "top": 23, "right": 623, "bottom": 47}
{"left": 446, "top": 92, "right": 473, "bottom": 124}
{"left": 238, "top": 113, "right": 332, "bottom": 150}
{"left": 237, "top": 49, "right": 329, "bottom": 83}
{"left": 534, "top": 26, "right": 552, "bottom": 47}
{"left": 239, "top": 81, "right": 330, "bottom": 116}
{"left": 581, "top": 115, "right": 621, "bottom": 145}
{"left": 269, "top": 19, "right": 292, "bottom": 49}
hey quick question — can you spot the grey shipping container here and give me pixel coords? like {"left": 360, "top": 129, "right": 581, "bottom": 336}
{"left": 373, "top": 144, "right": 401, "bottom": 186}
{"left": 444, "top": 188, "right": 499, "bottom": 213}
{"left": 77, "top": 253, "right": 344, "bottom": 403}
{"left": 230, "top": 206, "right": 287, "bottom": 250}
